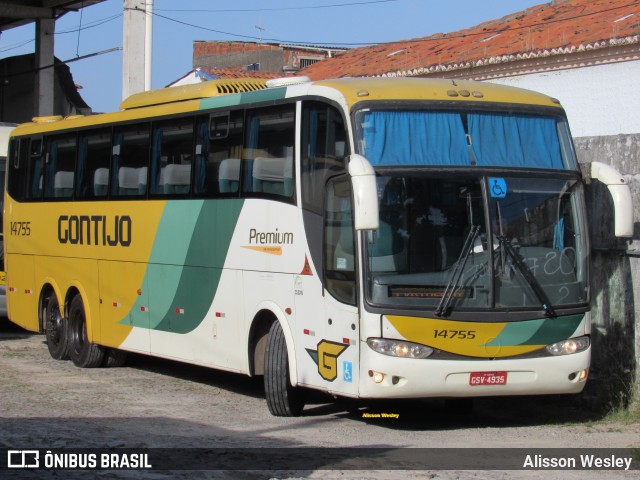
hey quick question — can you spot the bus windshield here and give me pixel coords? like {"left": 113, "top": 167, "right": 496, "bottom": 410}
{"left": 366, "top": 174, "right": 588, "bottom": 313}
{"left": 358, "top": 108, "right": 589, "bottom": 315}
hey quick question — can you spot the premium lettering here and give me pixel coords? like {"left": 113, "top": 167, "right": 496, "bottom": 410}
{"left": 58, "top": 215, "right": 132, "bottom": 247}
{"left": 249, "top": 228, "right": 293, "bottom": 245}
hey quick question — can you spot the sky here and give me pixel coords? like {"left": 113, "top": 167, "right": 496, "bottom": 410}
{"left": 0, "top": 0, "right": 545, "bottom": 113}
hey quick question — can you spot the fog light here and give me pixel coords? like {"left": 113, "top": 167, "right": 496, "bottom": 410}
{"left": 373, "top": 372, "right": 385, "bottom": 383}
{"left": 579, "top": 369, "right": 588, "bottom": 382}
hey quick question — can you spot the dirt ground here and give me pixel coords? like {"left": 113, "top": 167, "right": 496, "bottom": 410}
{"left": 0, "top": 317, "right": 638, "bottom": 479}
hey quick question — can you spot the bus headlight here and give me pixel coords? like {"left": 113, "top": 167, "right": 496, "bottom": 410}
{"left": 367, "top": 338, "right": 434, "bottom": 359}
{"left": 546, "top": 336, "right": 590, "bottom": 356}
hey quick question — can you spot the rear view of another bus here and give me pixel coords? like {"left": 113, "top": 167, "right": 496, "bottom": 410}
{"left": 0, "top": 123, "right": 17, "bottom": 317}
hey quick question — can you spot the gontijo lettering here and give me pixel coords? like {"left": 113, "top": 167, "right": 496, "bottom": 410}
{"left": 58, "top": 215, "right": 132, "bottom": 247}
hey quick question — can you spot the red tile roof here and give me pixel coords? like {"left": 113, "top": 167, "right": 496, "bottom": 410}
{"left": 301, "top": 0, "right": 640, "bottom": 80}
{"left": 200, "top": 67, "right": 283, "bottom": 79}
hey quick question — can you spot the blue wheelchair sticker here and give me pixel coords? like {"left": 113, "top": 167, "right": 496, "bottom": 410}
{"left": 343, "top": 361, "right": 353, "bottom": 383}
{"left": 489, "top": 178, "right": 507, "bottom": 198}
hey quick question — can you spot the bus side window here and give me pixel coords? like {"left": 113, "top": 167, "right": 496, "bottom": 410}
{"left": 111, "top": 124, "right": 150, "bottom": 197}
{"left": 194, "top": 111, "right": 244, "bottom": 196}
{"left": 324, "top": 176, "right": 357, "bottom": 306}
{"left": 243, "top": 104, "right": 295, "bottom": 199}
{"left": 150, "top": 117, "right": 194, "bottom": 196}
{"left": 7, "top": 138, "right": 31, "bottom": 201}
{"left": 301, "top": 101, "right": 348, "bottom": 214}
{"left": 76, "top": 128, "right": 112, "bottom": 198}
{"left": 28, "top": 138, "right": 43, "bottom": 200}
{"left": 43, "top": 134, "right": 76, "bottom": 199}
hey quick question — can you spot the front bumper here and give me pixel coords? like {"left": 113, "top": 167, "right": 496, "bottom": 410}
{"left": 359, "top": 342, "right": 589, "bottom": 398}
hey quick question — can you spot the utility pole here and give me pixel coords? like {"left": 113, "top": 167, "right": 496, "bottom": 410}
{"left": 122, "top": 0, "right": 153, "bottom": 101}
{"left": 255, "top": 24, "right": 265, "bottom": 44}
{"left": 34, "top": 17, "right": 55, "bottom": 116}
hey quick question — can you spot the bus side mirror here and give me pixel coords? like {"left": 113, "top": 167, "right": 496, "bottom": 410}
{"left": 591, "top": 161, "right": 633, "bottom": 237}
{"left": 348, "top": 154, "right": 379, "bottom": 231}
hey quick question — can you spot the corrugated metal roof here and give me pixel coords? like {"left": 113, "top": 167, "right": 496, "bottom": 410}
{"left": 0, "top": 1, "right": 105, "bottom": 32}
{"left": 302, "top": 0, "right": 640, "bottom": 79}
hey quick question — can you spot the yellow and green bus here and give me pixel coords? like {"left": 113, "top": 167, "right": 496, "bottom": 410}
{"left": 0, "top": 122, "right": 18, "bottom": 317}
{"left": 4, "top": 77, "right": 632, "bottom": 416}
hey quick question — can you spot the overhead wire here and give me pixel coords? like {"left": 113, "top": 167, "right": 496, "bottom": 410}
{"left": 54, "top": 14, "right": 123, "bottom": 35}
{"left": 131, "top": 0, "right": 639, "bottom": 46}
{"left": 75, "top": 1, "right": 84, "bottom": 57}
{"left": 0, "top": 39, "right": 35, "bottom": 54}
{"left": 149, "top": 0, "right": 399, "bottom": 13}
{"left": 0, "top": 13, "right": 122, "bottom": 56}
{"left": 0, "top": 47, "right": 122, "bottom": 78}
{"left": 0, "top": 1, "right": 637, "bottom": 60}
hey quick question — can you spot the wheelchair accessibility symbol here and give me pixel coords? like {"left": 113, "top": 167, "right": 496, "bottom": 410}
{"left": 489, "top": 178, "right": 507, "bottom": 198}
{"left": 343, "top": 361, "right": 353, "bottom": 383}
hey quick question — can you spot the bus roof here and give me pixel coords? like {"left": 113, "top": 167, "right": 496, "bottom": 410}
{"left": 314, "top": 77, "right": 562, "bottom": 110}
{"left": 120, "top": 78, "right": 269, "bottom": 110}
{"left": 10, "top": 77, "right": 563, "bottom": 137}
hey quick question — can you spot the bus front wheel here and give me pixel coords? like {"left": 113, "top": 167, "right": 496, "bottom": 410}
{"left": 44, "top": 294, "right": 69, "bottom": 360}
{"left": 67, "top": 295, "right": 105, "bottom": 368}
{"left": 264, "top": 321, "right": 305, "bottom": 417}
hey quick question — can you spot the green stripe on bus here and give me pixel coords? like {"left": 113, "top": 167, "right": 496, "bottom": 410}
{"left": 121, "top": 199, "right": 244, "bottom": 334}
{"left": 153, "top": 199, "right": 244, "bottom": 333}
{"left": 149, "top": 200, "right": 203, "bottom": 265}
{"left": 485, "top": 314, "right": 584, "bottom": 347}
{"left": 517, "top": 314, "right": 585, "bottom": 346}
{"left": 200, "top": 87, "right": 287, "bottom": 111}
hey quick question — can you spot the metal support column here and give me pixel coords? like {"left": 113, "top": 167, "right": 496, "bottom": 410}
{"left": 34, "top": 17, "right": 55, "bottom": 117}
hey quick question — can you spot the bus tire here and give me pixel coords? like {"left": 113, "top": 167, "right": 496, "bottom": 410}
{"left": 44, "top": 294, "right": 69, "bottom": 360}
{"left": 264, "top": 321, "right": 304, "bottom": 417}
{"left": 67, "top": 295, "right": 105, "bottom": 368}
{"left": 102, "top": 348, "right": 127, "bottom": 368}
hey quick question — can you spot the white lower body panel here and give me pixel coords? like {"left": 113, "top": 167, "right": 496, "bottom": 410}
{"left": 358, "top": 343, "right": 589, "bottom": 398}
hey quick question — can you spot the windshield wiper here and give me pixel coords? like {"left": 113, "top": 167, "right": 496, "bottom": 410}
{"left": 496, "top": 236, "right": 556, "bottom": 317}
{"left": 435, "top": 225, "right": 480, "bottom": 317}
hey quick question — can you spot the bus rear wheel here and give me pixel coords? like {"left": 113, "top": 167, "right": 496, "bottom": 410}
{"left": 264, "top": 321, "right": 305, "bottom": 417}
{"left": 67, "top": 295, "right": 105, "bottom": 368}
{"left": 44, "top": 294, "right": 69, "bottom": 360}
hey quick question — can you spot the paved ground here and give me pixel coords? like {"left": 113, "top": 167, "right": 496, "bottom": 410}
{"left": 0, "top": 318, "right": 638, "bottom": 479}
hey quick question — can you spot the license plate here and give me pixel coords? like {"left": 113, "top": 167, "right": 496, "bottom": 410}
{"left": 469, "top": 371, "right": 507, "bottom": 386}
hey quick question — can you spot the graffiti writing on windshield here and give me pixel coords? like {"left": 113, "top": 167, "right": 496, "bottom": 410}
{"left": 463, "top": 247, "right": 576, "bottom": 279}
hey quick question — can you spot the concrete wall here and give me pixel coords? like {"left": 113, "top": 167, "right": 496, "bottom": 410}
{"left": 195, "top": 50, "right": 285, "bottom": 73}
{"left": 489, "top": 64, "right": 640, "bottom": 406}
{"left": 192, "top": 41, "right": 334, "bottom": 74}
{"left": 193, "top": 42, "right": 285, "bottom": 72}
{"left": 490, "top": 60, "right": 640, "bottom": 137}
{"left": 0, "top": 55, "right": 90, "bottom": 124}
{"left": 575, "top": 134, "right": 640, "bottom": 407}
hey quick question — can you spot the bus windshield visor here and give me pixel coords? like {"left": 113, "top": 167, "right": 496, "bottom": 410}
{"left": 366, "top": 174, "right": 588, "bottom": 313}
{"left": 356, "top": 109, "right": 577, "bottom": 170}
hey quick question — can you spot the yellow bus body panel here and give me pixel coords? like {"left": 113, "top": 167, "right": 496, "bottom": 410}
{"left": 315, "top": 77, "right": 562, "bottom": 110}
{"left": 5, "top": 196, "right": 166, "bottom": 345}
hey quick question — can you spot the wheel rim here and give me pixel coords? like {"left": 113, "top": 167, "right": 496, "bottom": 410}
{"left": 46, "top": 302, "right": 63, "bottom": 346}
